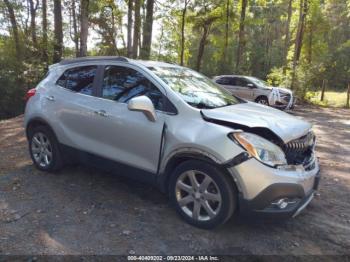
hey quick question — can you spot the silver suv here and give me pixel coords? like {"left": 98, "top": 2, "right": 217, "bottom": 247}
{"left": 213, "top": 75, "right": 295, "bottom": 110}
{"left": 24, "top": 57, "right": 320, "bottom": 229}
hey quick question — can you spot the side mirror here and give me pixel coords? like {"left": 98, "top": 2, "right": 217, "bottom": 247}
{"left": 127, "top": 96, "right": 157, "bottom": 122}
{"left": 247, "top": 83, "right": 255, "bottom": 88}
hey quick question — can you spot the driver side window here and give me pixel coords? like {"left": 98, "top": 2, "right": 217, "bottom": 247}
{"left": 235, "top": 78, "right": 249, "bottom": 88}
{"left": 102, "top": 66, "right": 164, "bottom": 110}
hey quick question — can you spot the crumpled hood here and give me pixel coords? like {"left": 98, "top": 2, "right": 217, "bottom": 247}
{"left": 265, "top": 86, "right": 293, "bottom": 94}
{"left": 201, "top": 102, "right": 311, "bottom": 143}
{"left": 276, "top": 87, "right": 293, "bottom": 94}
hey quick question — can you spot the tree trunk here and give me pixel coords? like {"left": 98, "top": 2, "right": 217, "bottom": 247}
{"left": 235, "top": 0, "right": 248, "bottom": 73}
{"left": 140, "top": 0, "right": 154, "bottom": 59}
{"left": 132, "top": 0, "right": 141, "bottom": 58}
{"left": 53, "top": 0, "right": 63, "bottom": 63}
{"left": 196, "top": 24, "right": 210, "bottom": 72}
{"left": 180, "top": 0, "right": 189, "bottom": 65}
{"left": 28, "top": 0, "right": 39, "bottom": 48}
{"left": 283, "top": 0, "right": 293, "bottom": 74}
{"left": 320, "top": 79, "right": 326, "bottom": 101}
{"left": 42, "top": 0, "right": 48, "bottom": 67}
{"left": 223, "top": 0, "right": 230, "bottom": 63}
{"left": 157, "top": 25, "right": 164, "bottom": 59}
{"left": 127, "top": 0, "right": 133, "bottom": 57}
{"left": 291, "top": 0, "right": 308, "bottom": 91}
{"left": 346, "top": 83, "right": 350, "bottom": 108}
{"left": 3, "top": 0, "right": 21, "bottom": 59}
{"left": 307, "top": 18, "right": 313, "bottom": 64}
{"left": 79, "top": 0, "right": 89, "bottom": 57}
{"left": 71, "top": 1, "right": 79, "bottom": 57}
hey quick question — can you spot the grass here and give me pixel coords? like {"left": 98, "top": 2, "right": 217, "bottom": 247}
{"left": 306, "top": 90, "right": 349, "bottom": 108}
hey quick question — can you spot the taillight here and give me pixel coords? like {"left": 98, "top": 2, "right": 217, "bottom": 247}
{"left": 25, "top": 88, "right": 36, "bottom": 102}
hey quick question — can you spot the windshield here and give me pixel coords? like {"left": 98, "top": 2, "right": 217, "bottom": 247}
{"left": 246, "top": 76, "right": 271, "bottom": 88}
{"left": 149, "top": 66, "right": 241, "bottom": 109}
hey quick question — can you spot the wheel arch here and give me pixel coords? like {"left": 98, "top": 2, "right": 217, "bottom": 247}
{"left": 26, "top": 117, "right": 57, "bottom": 139}
{"left": 157, "top": 151, "right": 239, "bottom": 198}
{"left": 255, "top": 95, "right": 269, "bottom": 102}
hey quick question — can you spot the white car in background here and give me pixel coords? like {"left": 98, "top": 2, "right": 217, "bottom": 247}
{"left": 213, "top": 75, "right": 295, "bottom": 110}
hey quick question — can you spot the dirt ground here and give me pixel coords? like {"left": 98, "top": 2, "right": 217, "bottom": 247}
{"left": 0, "top": 106, "right": 349, "bottom": 256}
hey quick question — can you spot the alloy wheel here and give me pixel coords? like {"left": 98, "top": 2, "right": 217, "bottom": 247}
{"left": 175, "top": 170, "right": 222, "bottom": 221}
{"left": 31, "top": 132, "right": 53, "bottom": 168}
{"left": 257, "top": 99, "right": 268, "bottom": 105}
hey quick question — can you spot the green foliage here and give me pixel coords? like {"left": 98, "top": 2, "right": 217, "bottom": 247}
{"left": 0, "top": 0, "right": 349, "bottom": 120}
{"left": 306, "top": 90, "right": 349, "bottom": 108}
{"left": 0, "top": 36, "right": 26, "bottom": 119}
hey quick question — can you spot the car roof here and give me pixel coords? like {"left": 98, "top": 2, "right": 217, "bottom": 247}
{"left": 54, "top": 56, "right": 180, "bottom": 69}
{"left": 214, "top": 75, "right": 247, "bottom": 78}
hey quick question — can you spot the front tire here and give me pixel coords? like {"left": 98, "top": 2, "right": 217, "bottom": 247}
{"left": 255, "top": 96, "right": 269, "bottom": 105}
{"left": 28, "top": 125, "right": 63, "bottom": 172}
{"left": 169, "top": 160, "right": 236, "bottom": 229}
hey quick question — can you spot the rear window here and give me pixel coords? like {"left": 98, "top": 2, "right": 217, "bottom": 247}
{"left": 56, "top": 66, "right": 97, "bottom": 96}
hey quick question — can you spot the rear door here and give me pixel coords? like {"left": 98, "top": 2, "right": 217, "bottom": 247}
{"left": 44, "top": 65, "right": 106, "bottom": 153}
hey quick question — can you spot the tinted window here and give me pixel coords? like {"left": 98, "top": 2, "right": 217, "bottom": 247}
{"left": 235, "top": 78, "right": 249, "bottom": 87}
{"left": 102, "top": 66, "right": 164, "bottom": 110}
{"left": 56, "top": 66, "right": 97, "bottom": 95}
{"left": 216, "top": 77, "right": 231, "bottom": 85}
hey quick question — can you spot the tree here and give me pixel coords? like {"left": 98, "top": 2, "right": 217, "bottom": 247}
{"left": 127, "top": 0, "right": 133, "bottom": 57}
{"left": 188, "top": 1, "right": 221, "bottom": 71}
{"left": 42, "top": 0, "right": 48, "bottom": 66}
{"left": 283, "top": 0, "right": 293, "bottom": 74}
{"left": 132, "top": 0, "right": 141, "bottom": 58}
{"left": 235, "top": 0, "right": 248, "bottom": 73}
{"left": 140, "top": 0, "right": 154, "bottom": 59}
{"left": 3, "top": 0, "right": 21, "bottom": 58}
{"left": 222, "top": 0, "right": 230, "bottom": 64}
{"left": 69, "top": 0, "right": 80, "bottom": 57}
{"left": 28, "top": 0, "right": 39, "bottom": 48}
{"left": 53, "top": 0, "right": 63, "bottom": 63}
{"left": 291, "top": 0, "right": 308, "bottom": 90}
{"left": 180, "top": 0, "right": 190, "bottom": 65}
{"left": 79, "top": 0, "right": 89, "bottom": 57}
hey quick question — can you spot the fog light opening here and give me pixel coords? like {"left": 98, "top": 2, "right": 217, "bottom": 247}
{"left": 272, "top": 198, "right": 297, "bottom": 210}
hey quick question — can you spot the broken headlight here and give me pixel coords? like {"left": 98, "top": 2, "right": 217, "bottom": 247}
{"left": 231, "top": 132, "right": 287, "bottom": 167}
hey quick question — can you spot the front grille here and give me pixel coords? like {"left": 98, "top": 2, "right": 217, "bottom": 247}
{"left": 283, "top": 132, "right": 315, "bottom": 166}
{"left": 281, "top": 93, "right": 291, "bottom": 103}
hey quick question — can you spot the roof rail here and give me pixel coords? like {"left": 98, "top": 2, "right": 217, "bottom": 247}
{"left": 59, "top": 56, "right": 129, "bottom": 65}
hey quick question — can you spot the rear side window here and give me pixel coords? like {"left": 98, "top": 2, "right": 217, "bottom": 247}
{"left": 102, "top": 65, "right": 164, "bottom": 110}
{"left": 56, "top": 66, "right": 97, "bottom": 96}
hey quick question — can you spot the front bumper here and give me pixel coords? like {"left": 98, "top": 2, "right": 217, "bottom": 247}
{"left": 273, "top": 95, "right": 296, "bottom": 110}
{"left": 228, "top": 156, "right": 320, "bottom": 218}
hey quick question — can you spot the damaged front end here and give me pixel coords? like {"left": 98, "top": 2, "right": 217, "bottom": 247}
{"left": 282, "top": 131, "right": 316, "bottom": 170}
{"left": 201, "top": 110, "right": 316, "bottom": 171}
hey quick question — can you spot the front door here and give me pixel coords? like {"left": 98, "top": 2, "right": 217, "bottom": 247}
{"left": 89, "top": 65, "right": 165, "bottom": 174}
{"left": 233, "top": 78, "right": 254, "bottom": 100}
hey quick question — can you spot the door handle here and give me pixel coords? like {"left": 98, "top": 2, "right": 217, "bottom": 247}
{"left": 46, "top": 95, "right": 55, "bottom": 101}
{"left": 94, "top": 110, "right": 109, "bottom": 117}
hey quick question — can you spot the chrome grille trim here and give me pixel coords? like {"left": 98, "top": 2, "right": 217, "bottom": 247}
{"left": 284, "top": 131, "right": 315, "bottom": 154}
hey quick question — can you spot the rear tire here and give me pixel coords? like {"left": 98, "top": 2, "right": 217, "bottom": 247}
{"left": 28, "top": 125, "right": 63, "bottom": 172}
{"left": 169, "top": 160, "right": 236, "bottom": 229}
{"left": 255, "top": 96, "right": 269, "bottom": 105}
